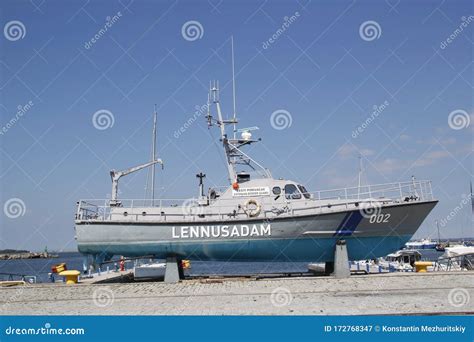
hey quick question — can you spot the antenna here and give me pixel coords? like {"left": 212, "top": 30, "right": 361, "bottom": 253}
{"left": 470, "top": 181, "right": 473, "bottom": 217}
{"left": 237, "top": 126, "right": 259, "bottom": 133}
{"left": 357, "top": 154, "right": 362, "bottom": 199}
{"left": 196, "top": 172, "right": 206, "bottom": 198}
{"left": 231, "top": 36, "right": 237, "bottom": 140}
{"left": 206, "top": 89, "right": 212, "bottom": 127}
{"left": 151, "top": 104, "right": 157, "bottom": 206}
{"left": 211, "top": 80, "right": 219, "bottom": 103}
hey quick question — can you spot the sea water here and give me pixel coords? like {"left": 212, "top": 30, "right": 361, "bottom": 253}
{"left": 0, "top": 250, "right": 446, "bottom": 283}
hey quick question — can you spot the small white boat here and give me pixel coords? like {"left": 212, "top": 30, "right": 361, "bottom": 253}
{"left": 405, "top": 238, "right": 437, "bottom": 249}
{"left": 308, "top": 250, "right": 422, "bottom": 274}
{"left": 434, "top": 245, "right": 474, "bottom": 271}
{"left": 378, "top": 250, "right": 422, "bottom": 271}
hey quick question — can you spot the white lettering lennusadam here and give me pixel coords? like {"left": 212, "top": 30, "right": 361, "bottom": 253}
{"left": 172, "top": 224, "right": 271, "bottom": 239}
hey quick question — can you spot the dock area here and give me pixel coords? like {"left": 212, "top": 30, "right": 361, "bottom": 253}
{"left": 79, "top": 270, "right": 134, "bottom": 284}
{"left": 0, "top": 271, "right": 472, "bottom": 315}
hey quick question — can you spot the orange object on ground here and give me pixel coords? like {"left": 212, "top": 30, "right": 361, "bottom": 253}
{"left": 51, "top": 263, "right": 67, "bottom": 274}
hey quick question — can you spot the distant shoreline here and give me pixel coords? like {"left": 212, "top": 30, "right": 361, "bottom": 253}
{"left": 0, "top": 250, "right": 58, "bottom": 260}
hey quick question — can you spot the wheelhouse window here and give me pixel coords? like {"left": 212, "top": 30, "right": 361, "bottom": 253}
{"left": 284, "top": 184, "right": 301, "bottom": 200}
{"left": 298, "top": 185, "right": 311, "bottom": 199}
{"left": 272, "top": 186, "right": 281, "bottom": 195}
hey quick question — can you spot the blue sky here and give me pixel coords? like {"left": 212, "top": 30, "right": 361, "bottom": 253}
{"left": 0, "top": 0, "right": 472, "bottom": 251}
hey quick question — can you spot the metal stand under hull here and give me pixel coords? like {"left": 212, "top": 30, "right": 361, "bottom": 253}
{"left": 164, "top": 256, "right": 184, "bottom": 283}
{"left": 332, "top": 240, "right": 350, "bottom": 278}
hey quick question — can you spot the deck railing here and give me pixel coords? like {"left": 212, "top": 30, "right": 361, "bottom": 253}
{"left": 432, "top": 254, "right": 474, "bottom": 271}
{"left": 76, "top": 180, "right": 434, "bottom": 222}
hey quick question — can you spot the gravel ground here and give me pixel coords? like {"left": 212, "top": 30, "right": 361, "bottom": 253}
{"left": 0, "top": 272, "right": 473, "bottom": 315}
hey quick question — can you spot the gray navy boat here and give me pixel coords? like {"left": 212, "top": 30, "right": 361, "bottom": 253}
{"left": 75, "top": 48, "right": 438, "bottom": 271}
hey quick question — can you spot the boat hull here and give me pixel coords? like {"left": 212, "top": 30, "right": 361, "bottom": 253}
{"left": 75, "top": 201, "right": 437, "bottom": 262}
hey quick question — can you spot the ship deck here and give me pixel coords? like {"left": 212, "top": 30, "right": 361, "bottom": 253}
{"left": 1, "top": 271, "right": 472, "bottom": 315}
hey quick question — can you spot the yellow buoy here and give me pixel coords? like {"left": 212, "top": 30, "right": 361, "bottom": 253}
{"left": 414, "top": 261, "right": 432, "bottom": 273}
{"left": 59, "top": 270, "right": 81, "bottom": 284}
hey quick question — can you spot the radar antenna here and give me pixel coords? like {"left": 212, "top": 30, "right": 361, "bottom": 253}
{"left": 205, "top": 39, "right": 271, "bottom": 184}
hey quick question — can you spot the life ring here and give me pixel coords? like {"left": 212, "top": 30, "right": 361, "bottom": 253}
{"left": 243, "top": 199, "right": 261, "bottom": 217}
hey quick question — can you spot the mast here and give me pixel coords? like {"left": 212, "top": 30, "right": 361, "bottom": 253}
{"left": 108, "top": 106, "right": 163, "bottom": 206}
{"left": 357, "top": 154, "right": 362, "bottom": 199}
{"left": 436, "top": 219, "right": 440, "bottom": 244}
{"left": 207, "top": 81, "right": 270, "bottom": 183}
{"left": 205, "top": 39, "right": 271, "bottom": 184}
{"left": 211, "top": 81, "right": 237, "bottom": 182}
{"left": 151, "top": 105, "right": 157, "bottom": 206}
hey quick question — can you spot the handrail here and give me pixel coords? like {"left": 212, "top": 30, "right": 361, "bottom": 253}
{"left": 432, "top": 254, "right": 474, "bottom": 271}
{"left": 78, "top": 180, "right": 433, "bottom": 203}
{"left": 76, "top": 180, "right": 434, "bottom": 221}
